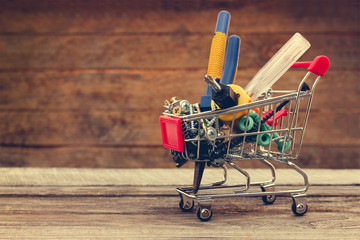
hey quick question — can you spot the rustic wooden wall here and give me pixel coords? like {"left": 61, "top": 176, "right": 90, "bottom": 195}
{"left": 0, "top": 0, "right": 359, "bottom": 168}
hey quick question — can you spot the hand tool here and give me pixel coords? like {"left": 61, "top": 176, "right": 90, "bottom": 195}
{"left": 200, "top": 11, "right": 230, "bottom": 111}
{"left": 245, "top": 33, "right": 310, "bottom": 100}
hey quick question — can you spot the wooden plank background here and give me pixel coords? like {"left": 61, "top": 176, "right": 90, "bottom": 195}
{"left": 0, "top": 168, "right": 360, "bottom": 238}
{"left": 0, "top": 0, "right": 359, "bottom": 168}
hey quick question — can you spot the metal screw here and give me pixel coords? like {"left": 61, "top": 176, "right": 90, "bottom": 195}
{"left": 206, "top": 127, "right": 217, "bottom": 141}
{"left": 172, "top": 106, "right": 181, "bottom": 116}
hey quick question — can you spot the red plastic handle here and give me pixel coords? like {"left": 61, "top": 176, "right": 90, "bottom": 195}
{"left": 291, "top": 62, "right": 311, "bottom": 68}
{"left": 262, "top": 109, "right": 288, "bottom": 127}
{"left": 291, "top": 55, "right": 330, "bottom": 76}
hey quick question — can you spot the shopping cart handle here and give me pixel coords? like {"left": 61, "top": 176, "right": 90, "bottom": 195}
{"left": 291, "top": 55, "right": 330, "bottom": 76}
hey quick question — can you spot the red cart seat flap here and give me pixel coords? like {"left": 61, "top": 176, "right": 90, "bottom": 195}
{"left": 159, "top": 115, "right": 184, "bottom": 152}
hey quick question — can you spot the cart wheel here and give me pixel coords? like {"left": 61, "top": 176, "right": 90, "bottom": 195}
{"left": 261, "top": 185, "right": 276, "bottom": 205}
{"left": 197, "top": 207, "right": 213, "bottom": 221}
{"left": 292, "top": 202, "right": 308, "bottom": 216}
{"left": 262, "top": 194, "right": 276, "bottom": 205}
{"left": 179, "top": 198, "right": 194, "bottom": 212}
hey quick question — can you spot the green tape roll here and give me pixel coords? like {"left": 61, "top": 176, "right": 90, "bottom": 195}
{"left": 239, "top": 116, "right": 254, "bottom": 132}
{"left": 248, "top": 110, "right": 291, "bottom": 152}
{"left": 258, "top": 133, "right": 271, "bottom": 146}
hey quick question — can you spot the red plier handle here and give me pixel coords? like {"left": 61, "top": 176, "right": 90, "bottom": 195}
{"left": 262, "top": 109, "right": 288, "bottom": 127}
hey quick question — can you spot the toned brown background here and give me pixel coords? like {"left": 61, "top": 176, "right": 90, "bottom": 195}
{"left": 0, "top": 0, "right": 359, "bottom": 168}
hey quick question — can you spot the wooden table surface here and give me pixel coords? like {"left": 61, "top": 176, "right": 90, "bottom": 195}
{"left": 0, "top": 168, "right": 359, "bottom": 239}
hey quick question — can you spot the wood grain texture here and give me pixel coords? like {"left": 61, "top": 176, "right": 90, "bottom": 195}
{"left": 0, "top": 0, "right": 358, "bottom": 34}
{"left": 0, "top": 0, "right": 359, "bottom": 168}
{"left": 0, "top": 168, "right": 359, "bottom": 239}
{"left": 0, "top": 34, "right": 358, "bottom": 70}
{"left": 1, "top": 195, "right": 358, "bottom": 239}
{"left": 0, "top": 70, "right": 358, "bottom": 111}
{"left": 0, "top": 110, "right": 358, "bottom": 145}
{"left": 0, "top": 146, "right": 359, "bottom": 169}
{"left": 1, "top": 168, "right": 359, "bottom": 186}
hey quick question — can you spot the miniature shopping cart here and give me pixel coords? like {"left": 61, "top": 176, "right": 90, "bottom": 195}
{"left": 160, "top": 56, "right": 330, "bottom": 221}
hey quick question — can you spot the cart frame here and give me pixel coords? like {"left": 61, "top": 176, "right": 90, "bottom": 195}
{"left": 160, "top": 56, "right": 330, "bottom": 221}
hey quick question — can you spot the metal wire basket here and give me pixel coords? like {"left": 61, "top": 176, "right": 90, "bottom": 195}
{"left": 160, "top": 56, "right": 330, "bottom": 221}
